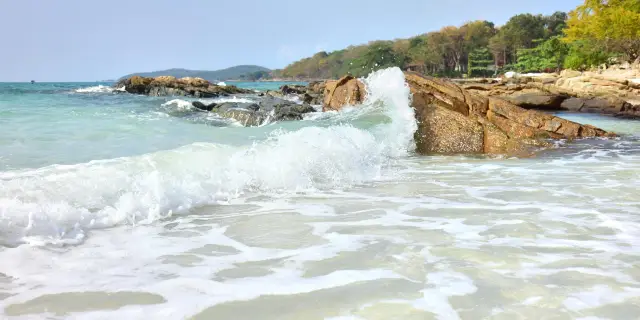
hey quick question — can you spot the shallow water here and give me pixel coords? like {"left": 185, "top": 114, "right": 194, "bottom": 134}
{"left": 1, "top": 70, "right": 640, "bottom": 319}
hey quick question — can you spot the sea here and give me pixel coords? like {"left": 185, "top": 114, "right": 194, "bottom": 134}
{"left": 1, "top": 68, "right": 639, "bottom": 319}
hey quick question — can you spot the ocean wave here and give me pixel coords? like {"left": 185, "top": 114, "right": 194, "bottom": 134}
{"left": 0, "top": 67, "right": 416, "bottom": 246}
{"left": 161, "top": 99, "right": 194, "bottom": 110}
{"left": 74, "top": 85, "right": 124, "bottom": 93}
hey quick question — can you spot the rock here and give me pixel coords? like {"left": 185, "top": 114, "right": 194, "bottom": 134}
{"left": 192, "top": 101, "right": 218, "bottom": 111}
{"left": 210, "top": 96, "right": 316, "bottom": 126}
{"left": 323, "top": 75, "right": 367, "bottom": 111}
{"left": 115, "top": 76, "right": 251, "bottom": 97}
{"left": 560, "top": 70, "right": 582, "bottom": 78}
{"left": 582, "top": 97, "right": 623, "bottom": 114}
{"left": 460, "top": 70, "right": 640, "bottom": 118}
{"left": 266, "top": 83, "right": 324, "bottom": 105}
{"left": 281, "top": 85, "right": 307, "bottom": 95}
{"left": 411, "top": 101, "right": 485, "bottom": 154}
{"left": 402, "top": 72, "right": 613, "bottom": 155}
{"left": 264, "top": 90, "right": 285, "bottom": 99}
{"left": 301, "top": 93, "right": 322, "bottom": 105}
{"left": 217, "top": 102, "right": 260, "bottom": 112}
{"left": 560, "top": 98, "right": 585, "bottom": 112}
{"left": 558, "top": 96, "right": 638, "bottom": 115}
{"left": 273, "top": 103, "right": 316, "bottom": 121}
{"left": 507, "top": 93, "right": 567, "bottom": 110}
{"left": 308, "top": 81, "right": 326, "bottom": 94}
{"left": 219, "top": 109, "right": 266, "bottom": 126}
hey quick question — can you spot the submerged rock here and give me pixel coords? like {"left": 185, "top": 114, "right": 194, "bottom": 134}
{"left": 264, "top": 83, "right": 324, "bottom": 105}
{"left": 324, "top": 71, "right": 613, "bottom": 155}
{"left": 196, "top": 96, "right": 316, "bottom": 126}
{"left": 280, "top": 85, "right": 307, "bottom": 95}
{"left": 115, "top": 76, "right": 251, "bottom": 97}
{"left": 192, "top": 101, "right": 218, "bottom": 111}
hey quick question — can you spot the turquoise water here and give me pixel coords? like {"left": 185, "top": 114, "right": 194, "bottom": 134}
{"left": 1, "top": 70, "right": 640, "bottom": 319}
{"left": 0, "top": 81, "right": 306, "bottom": 170}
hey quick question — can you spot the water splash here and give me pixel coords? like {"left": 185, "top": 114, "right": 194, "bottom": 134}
{"left": 0, "top": 67, "right": 417, "bottom": 245}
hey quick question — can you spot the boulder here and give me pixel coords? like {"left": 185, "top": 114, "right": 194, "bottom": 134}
{"left": 461, "top": 71, "right": 640, "bottom": 118}
{"left": 320, "top": 72, "right": 612, "bottom": 155}
{"left": 506, "top": 93, "right": 567, "bottom": 110}
{"left": 323, "top": 75, "right": 367, "bottom": 111}
{"left": 115, "top": 76, "right": 251, "bottom": 97}
{"left": 404, "top": 72, "right": 612, "bottom": 155}
{"left": 560, "top": 70, "right": 582, "bottom": 78}
{"left": 403, "top": 73, "right": 613, "bottom": 155}
{"left": 560, "top": 98, "right": 585, "bottom": 112}
{"left": 192, "top": 101, "right": 218, "bottom": 111}
{"left": 308, "top": 81, "right": 326, "bottom": 94}
{"left": 279, "top": 84, "right": 324, "bottom": 105}
{"left": 209, "top": 96, "right": 316, "bottom": 126}
{"left": 281, "top": 85, "right": 307, "bottom": 95}
{"left": 559, "top": 97, "right": 634, "bottom": 115}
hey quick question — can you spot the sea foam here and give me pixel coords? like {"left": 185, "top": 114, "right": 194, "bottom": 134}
{"left": 0, "top": 67, "right": 416, "bottom": 245}
{"left": 74, "top": 85, "right": 124, "bottom": 93}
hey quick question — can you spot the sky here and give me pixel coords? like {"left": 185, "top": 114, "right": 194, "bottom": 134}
{"left": 0, "top": 0, "right": 584, "bottom": 82}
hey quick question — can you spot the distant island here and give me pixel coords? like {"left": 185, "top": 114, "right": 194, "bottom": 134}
{"left": 119, "top": 65, "right": 272, "bottom": 82}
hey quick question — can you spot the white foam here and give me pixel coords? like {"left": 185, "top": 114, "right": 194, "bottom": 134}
{"left": 74, "top": 85, "right": 117, "bottom": 93}
{"left": 208, "top": 96, "right": 255, "bottom": 104}
{"left": 161, "top": 99, "right": 194, "bottom": 110}
{"left": 0, "top": 67, "right": 417, "bottom": 245}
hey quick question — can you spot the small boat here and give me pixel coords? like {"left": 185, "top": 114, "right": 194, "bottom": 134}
{"left": 30, "top": 80, "right": 35, "bottom": 84}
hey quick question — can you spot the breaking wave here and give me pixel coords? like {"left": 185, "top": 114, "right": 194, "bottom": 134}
{"left": 74, "top": 85, "right": 124, "bottom": 93}
{"left": 0, "top": 68, "right": 416, "bottom": 246}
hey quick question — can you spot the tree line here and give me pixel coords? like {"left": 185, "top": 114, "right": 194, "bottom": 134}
{"left": 274, "top": 0, "right": 640, "bottom": 79}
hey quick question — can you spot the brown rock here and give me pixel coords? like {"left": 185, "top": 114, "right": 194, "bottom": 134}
{"left": 115, "top": 76, "right": 250, "bottom": 97}
{"left": 322, "top": 76, "right": 367, "bottom": 112}
{"left": 462, "top": 71, "right": 640, "bottom": 118}
{"left": 507, "top": 93, "right": 567, "bottom": 110}
{"left": 403, "top": 72, "right": 613, "bottom": 155}
{"left": 412, "top": 97, "right": 485, "bottom": 154}
{"left": 560, "top": 97, "right": 631, "bottom": 114}
{"left": 560, "top": 98, "right": 585, "bottom": 112}
{"left": 178, "top": 77, "right": 210, "bottom": 87}
{"left": 308, "top": 81, "right": 326, "bottom": 94}
{"left": 320, "top": 72, "right": 614, "bottom": 155}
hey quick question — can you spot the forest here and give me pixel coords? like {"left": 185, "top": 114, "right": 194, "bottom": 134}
{"left": 276, "top": 0, "right": 640, "bottom": 79}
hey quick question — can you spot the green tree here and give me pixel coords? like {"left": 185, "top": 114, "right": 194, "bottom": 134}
{"left": 544, "top": 11, "right": 568, "bottom": 37}
{"left": 501, "top": 14, "right": 547, "bottom": 50}
{"left": 565, "top": 0, "right": 640, "bottom": 60}
{"left": 515, "top": 37, "right": 569, "bottom": 72}
{"left": 489, "top": 32, "right": 510, "bottom": 68}
{"left": 563, "top": 40, "right": 612, "bottom": 70}
{"left": 468, "top": 48, "right": 494, "bottom": 77}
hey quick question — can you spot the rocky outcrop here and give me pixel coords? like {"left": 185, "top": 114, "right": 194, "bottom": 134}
{"left": 191, "top": 96, "right": 315, "bottom": 126}
{"left": 462, "top": 68, "right": 640, "bottom": 118}
{"left": 323, "top": 75, "right": 367, "bottom": 111}
{"left": 324, "top": 72, "right": 613, "bottom": 155}
{"left": 115, "top": 76, "right": 251, "bottom": 97}
{"left": 263, "top": 82, "right": 325, "bottom": 105}
{"left": 505, "top": 93, "right": 568, "bottom": 110}
{"left": 192, "top": 101, "right": 218, "bottom": 111}
{"left": 405, "top": 73, "right": 612, "bottom": 155}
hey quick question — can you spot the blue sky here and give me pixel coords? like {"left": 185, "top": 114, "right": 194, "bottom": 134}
{"left": 0, "top": 0, "right": 583, "bottom": 81}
